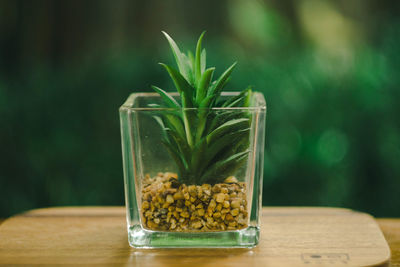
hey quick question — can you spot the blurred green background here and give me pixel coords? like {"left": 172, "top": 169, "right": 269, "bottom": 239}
{"left": 1, "top": 0, "right": 399, "bottom": 218}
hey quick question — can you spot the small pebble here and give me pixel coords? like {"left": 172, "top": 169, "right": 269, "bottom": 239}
{"left": 230, "top": 208, "right": 239, "bottom": 216}
{"left": 142, "top": 201, "right": 150, "bottom": 210}
{"left": 215, "top": 193, "right": 225, "bottom": 203}
{"left": 225, "top": 214, "right": 234, "bottom": 221}
{"left": 213, "top": 212, "right": 221, "bottom": 218}
{"left": 191, "top": 220, "right": 202, "bottom": 229}
{"left": 230, "top": 200, "right": 240, "bottom": 209}
{"left": 180, "top": 211, "right": 190, "bottom": 218}
{"left": 224, "top": 176, "right": 238, "bottom": 183}
{"left": 223, "top": 201, "right": 230, "bottom": 208}
{"left": 209, "top": 199, "right": 216, "bottom": 209}
{"left": 198, "top": 209, "right": 205, "bottom": 216}
{"left": 174, "top": 192, "right": 184, "bottom": 200}
{"left": 166, "top": 194, "right": 174, "bottom": 204}
{"left": 141, "top": 172, "right": 248, "bottom": 231}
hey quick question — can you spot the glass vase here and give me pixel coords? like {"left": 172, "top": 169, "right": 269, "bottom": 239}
{"left": 119, "top": 92, "right": 266, "bottom": 248}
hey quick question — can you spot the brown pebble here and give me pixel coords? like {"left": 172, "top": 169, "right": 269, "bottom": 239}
{"left": 224, "top": 176, "right": 238, "bottom": 183}
{"left": 225, "top": 214, "right": 234, "bottom": 221}
{"left": 216, "top": 204, "right": 222, "bottom": 211}
{"left": 203, "top": 189, "right": 211, "bottom": 196}
{"left": 231, "top": 208, "right": 239, "bottom": 216}
{"left": 164, "top": 172, "right": 177, "bottom": 179}
{"left": 183, "top": 192, "right": 190, "bottom": 200}
{"left": 191, "top": 220, "right": 202, "bottom": 229}
{"left": 176, "top": 200, "right": 184, "bottom": 208}
{"left": 197, "top": 186, "right": 203, "bottom": 197}
{"left": 202, "top": 184, "right": 211, "bottom": 190}
{"left": 188, "top": 185, "right": 197, "bottom": 197}
{"left": 209, "top": 199, "right": 216, "bottom": 209}
{"left": 230, "top": 200, "right": 240, "bottom": 209}
{"left": 180, "top": 211, "right": 190, "bottom": 218}
{"left": 147, "top": 220, "right": 158, "bottom": 228}
{"left": 223, "top": 201, "right": 230, "bottom": 208}
{"left": 213, "top": 184, "right": 222, "bottom": 193}
{"left": 228, "top": 221, "right": 237, "bottom": 227}
{"left": 237, "top": 214, "right": 247, "bottom": 225}
{"left": 221, "top": 208, "right": 229, "bottom": 214}
{"left": 173, "top": 211, "right": 179, "bottom": 219}
{"left": 173, "top": 192, "right": 184, "bottom": 200}
{"left": 198, "top": 209, "right": 205, "bottom": 216}
{"left": 213, "top": 212, "right": 221, "bottom": 218}
{"left": 166, "top": 194, "right": 174, "bottom": 204}
{"left": 215, "top": 193, "right": 225, "bottom": 203}
{"left": 142, "top": 201, "right": 150, "bottom": 210}
{"left": 156, "top": 195, "right": 163, "bottom": 203}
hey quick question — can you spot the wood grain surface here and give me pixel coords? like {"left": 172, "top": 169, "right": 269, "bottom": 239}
{"left": 377, "top": 219, "right": 400, "bottom": 267}
{"left": 0, "top": 207, "right": 392, "bottom": 266}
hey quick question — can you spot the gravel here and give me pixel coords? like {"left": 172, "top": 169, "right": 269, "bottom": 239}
{"left": 141, "top": 172, "right": 248, "bottom": 231}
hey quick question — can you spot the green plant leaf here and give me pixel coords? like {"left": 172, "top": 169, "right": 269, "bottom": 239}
{"left": 196, "top": 67, "right": 215, "bottom": 104}
{"left": 159, "top": 63, "right": 194, "bottom": 106}
{"left": 181, "top": 91, "right": 194, "bottom": 147}
{"left": 164, "top": 127, "right": 191, "bottom": 165}
{"left": 162, "top": 31, "right": 193, "bottom": 84}
{"left": 151, "top": 86, "right": 181, "bottom": 108}
{"left": 187, "top": 50, "right": 195, "bottom": 70}
{"left": 153, "top": 115, "right": 166, "bottom": 133}
{"left": 222, "top": 87, "right": 252, "bottom": 107}
{"left": 190, "top": 137, "right": 207, "bottom": 180}
{"left": 199, "top": 128, "right": 250, "bottom": 174}
{"left": 201, "top": 49, "right": 206, "bottom": 74}
{"left": 199, "top": 95, "right": 214, "bottom": 108}
{"left": 153, "top": 116, "right": 188, "bottom": 173}
{"left": 207, "top": 62, "right": 237, "bottom": 98}
{"left": 163, "top": 114, "right": 186, "bottom": 141}
{"left": 207, "top": 118, "right": 249, "bottom": 145}
{"left": 200, "top": 150, "right": 250, "bottom": 184}
{"left": 195, "top": 31, "right": 206, "bottom": 83}
{"left": 162, "top": 139, "right": 188, "bottom": 177}
{"left": 207, "top": 110, "right": 241, "bottom": 133}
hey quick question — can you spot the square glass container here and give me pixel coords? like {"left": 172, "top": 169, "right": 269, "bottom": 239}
{"left": 119, "top": 92, "right": 266, "bottom": 248}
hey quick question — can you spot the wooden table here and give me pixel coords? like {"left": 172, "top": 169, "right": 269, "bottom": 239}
{"left": 378, "top": 219, "right": 400, "bottom": 266}
{"left": 0, "top": 207, "right": 399, "bottom": 266}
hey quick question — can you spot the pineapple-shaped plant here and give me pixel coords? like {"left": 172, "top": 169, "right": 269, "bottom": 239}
{"left": 151, "top": 32, "right": 252, "bottom": 185}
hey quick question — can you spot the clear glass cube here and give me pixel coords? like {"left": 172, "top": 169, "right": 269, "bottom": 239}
{"left": 119, "top": 92, "right": 266, "bottom": 248}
